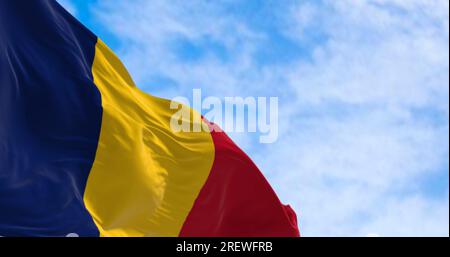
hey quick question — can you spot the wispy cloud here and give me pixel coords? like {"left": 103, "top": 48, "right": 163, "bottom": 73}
{"left": 60, "top": 0, "right": 449, "bottom": 236}
{"left": 263, "top": 0, "right": 449, "bottom": 236}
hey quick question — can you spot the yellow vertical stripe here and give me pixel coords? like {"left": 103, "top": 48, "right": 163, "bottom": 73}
{"left": 84, "top": 39, "right": 215, "bottom": 236}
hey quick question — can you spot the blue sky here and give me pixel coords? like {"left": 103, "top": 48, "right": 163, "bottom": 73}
{"left": 58, "top": 0, "right": 449, "bottom": 236}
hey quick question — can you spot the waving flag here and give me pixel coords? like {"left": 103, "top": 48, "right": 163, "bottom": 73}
{"left": 0, "top": 0, "right": 299, "bottom": 237}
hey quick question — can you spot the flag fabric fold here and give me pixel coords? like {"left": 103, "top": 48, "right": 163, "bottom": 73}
{"left": 0, "top": 0, "right": 299, "bottom": 237}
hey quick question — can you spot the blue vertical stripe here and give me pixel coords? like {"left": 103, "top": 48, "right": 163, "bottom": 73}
{"left": 0, "top": 0, "right": 101, "bottom": 236}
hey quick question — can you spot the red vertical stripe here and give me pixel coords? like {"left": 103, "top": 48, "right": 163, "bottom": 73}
{"left": 180, "top": 121, "right": 300, "bottom": 237}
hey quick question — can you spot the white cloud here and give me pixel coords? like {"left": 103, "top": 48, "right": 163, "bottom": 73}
{"left": 361, "top": 194, "right": 449, "bottom": 237}
{"left": 90, "top": 0, "right": 449, "bottom": 236}
{"left": 262, "top": 0, "right": 449, "bottom": 236}
{"left": 92, "top": 0, "right": 270, "bottom": 98}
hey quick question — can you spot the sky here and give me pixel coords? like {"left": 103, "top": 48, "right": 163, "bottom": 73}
{"left": 57, "top": 0, "right": 449, "bottom": 236}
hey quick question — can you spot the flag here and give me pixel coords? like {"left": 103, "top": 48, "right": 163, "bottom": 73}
{"left": 0, "top": 0, "right": 299, "bottom": 237}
